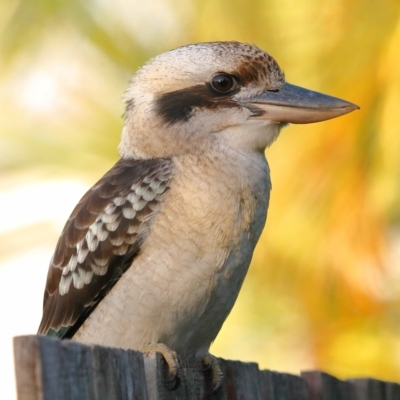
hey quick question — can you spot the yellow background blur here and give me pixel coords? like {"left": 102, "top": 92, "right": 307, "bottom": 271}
{"left": 1, "top": 0, "right": 400, "bottom": 396}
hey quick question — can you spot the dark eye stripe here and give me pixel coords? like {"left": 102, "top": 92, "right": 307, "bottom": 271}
{"left": 155, "top": 84, "right": 241, "bottom": 125}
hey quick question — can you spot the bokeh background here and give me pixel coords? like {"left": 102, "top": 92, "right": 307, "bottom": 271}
{"left": 2, "top": 0, "right": 400, "bottom": 397}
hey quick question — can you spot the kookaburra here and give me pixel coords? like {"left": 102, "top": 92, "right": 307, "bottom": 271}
{"left": 38, "top": 41, "right": 358, "bottom": 389}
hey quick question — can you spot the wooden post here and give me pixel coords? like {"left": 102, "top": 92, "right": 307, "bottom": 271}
{"left": 13, "top": 335, "right": 400, "bottom": 400}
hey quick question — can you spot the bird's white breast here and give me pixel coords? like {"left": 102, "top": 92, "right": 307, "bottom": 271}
{"left": 73, "top": 144, "right": 270, "bottom": 358}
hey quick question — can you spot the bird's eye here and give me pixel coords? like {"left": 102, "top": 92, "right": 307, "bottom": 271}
{"left": 210, "top": 74, "right": 235, "bottom": 94}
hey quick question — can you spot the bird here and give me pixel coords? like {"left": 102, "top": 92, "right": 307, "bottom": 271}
{"left": 38, "top": 41, "right": 358, "bottom": 390}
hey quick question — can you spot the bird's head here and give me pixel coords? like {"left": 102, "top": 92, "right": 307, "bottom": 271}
{"left": 120, "top": 42, "right": 358, "bottom": 158}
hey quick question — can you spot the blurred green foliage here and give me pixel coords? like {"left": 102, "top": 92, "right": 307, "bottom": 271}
{"left": 1, "top": 0, "right": 400, "bottom": 381}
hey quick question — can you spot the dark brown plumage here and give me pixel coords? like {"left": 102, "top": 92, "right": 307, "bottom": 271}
{"left": 38, "top": 157, "right": 173, "bottom": 337}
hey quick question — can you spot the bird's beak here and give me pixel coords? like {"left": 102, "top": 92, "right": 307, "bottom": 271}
{"left": 246, "top": 82, "right": 359, "bottom": 124}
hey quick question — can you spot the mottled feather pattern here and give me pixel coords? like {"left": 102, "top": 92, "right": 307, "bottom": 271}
{"left": 38, "top": 157, "right": 173, "bottom": 337}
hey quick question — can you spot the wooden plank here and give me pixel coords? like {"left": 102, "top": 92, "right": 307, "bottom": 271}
{"left": 13, "top": 336, "right": 43, "bottom": 400}
{"left": 90, "top": 343, "right": 147, "bottom": 400}
{"left": 384, "top": 381, "right": 400, "bottom": 400}
{"left": 14, "top": 336, "right": 400, "bottom": 400}
{"left": 52, "top": 338, "right": 147, "bottom": 400}
{"left": 217, "top": 360, "right": 266, "bottom": 399}
{"left": 38, "top": 336, "right": 94, "bottom": 400}
{"left": 350, "top": 378, "right": 385, "bottom": 400}
{"left": 258, "top": 370, "right": 275, "bottom": 400}
{"left": 14, "top": 336, "right": 148, "bottom": 400}
{"left": 302, "top": 371, "right": 356, "bottom": 400}
{"left": 350, "top": 378, "right": 400, "bottom": 400}
{"left": 144, "top": 352, "right": 208, "bottom": 399}
{"left": 271, "top": 371, "right": 310, "bottom": 400}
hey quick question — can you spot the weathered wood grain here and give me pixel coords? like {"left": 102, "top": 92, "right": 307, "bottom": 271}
{"left": 14, "top": 336, "right": 43, "bottom": 400}
{"left": 350, "top": 378, "right": 400, "bottom": 400}
{"left": 302, "top": 370, "right": 356, "bottom": 400}
{"left": 13, "top": 335, "right": 400, "bottom": 400}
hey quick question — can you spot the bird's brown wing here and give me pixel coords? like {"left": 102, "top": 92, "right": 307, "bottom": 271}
{"left": 38, "top": 157, "right": 173, "bottom": 338}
